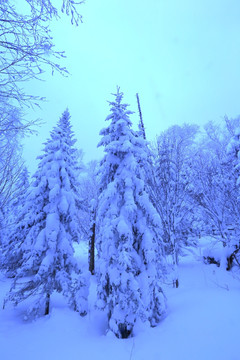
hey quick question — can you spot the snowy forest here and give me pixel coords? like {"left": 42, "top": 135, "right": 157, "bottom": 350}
{"left": 1, "top": 1, "right": 240, "bottom": 360}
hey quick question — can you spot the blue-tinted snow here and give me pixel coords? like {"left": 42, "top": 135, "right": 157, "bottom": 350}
{"left": 1, "top": 238, "right": 240, "bottom": 360}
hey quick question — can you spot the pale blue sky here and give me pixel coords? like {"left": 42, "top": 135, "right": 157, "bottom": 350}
{"left": 23, "top": 0, "right": 240, "bottom": 172}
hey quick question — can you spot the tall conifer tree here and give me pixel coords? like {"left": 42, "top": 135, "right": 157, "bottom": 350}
{"left": 4, "top": 109, "right": 88, "bottom": 317}
{"left": 96, "top": 88, "right": 166, "bottom": 338}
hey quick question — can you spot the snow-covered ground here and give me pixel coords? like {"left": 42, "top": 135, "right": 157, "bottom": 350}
{"left": 1, "top": 239, "right": 240, "bottom": 360}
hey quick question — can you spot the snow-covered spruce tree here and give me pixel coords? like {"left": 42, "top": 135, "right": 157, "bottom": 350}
{"left": 96, "top": 88, "right": 166, "bottom": 339}
{"left": 4, "top": 109, "right": 88, "bottom": 318}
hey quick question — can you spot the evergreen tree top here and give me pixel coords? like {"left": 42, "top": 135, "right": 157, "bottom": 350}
{"left": 98, "top": 88, "right": 134, "bottom": 145}
{"left": 35, "top": 108, "right": 78, "bottom": 173}
{"left": 98, "top": 88, "right": 148, "bottom": 159}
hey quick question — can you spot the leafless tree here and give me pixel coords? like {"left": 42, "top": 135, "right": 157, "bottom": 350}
{"left": 0, "top": 1, "right": 84, "bottom": 213}
{"left": 0, "top": 0, "right": 84, "bottom": 107}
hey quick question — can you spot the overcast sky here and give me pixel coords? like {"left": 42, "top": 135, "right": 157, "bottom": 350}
{"left": 23, "top": 0, "right": 240, "bottom": 173}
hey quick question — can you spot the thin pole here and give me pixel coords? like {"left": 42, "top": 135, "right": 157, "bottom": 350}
{"left": 136, "top": 93, "right": 146, "bottom": 140}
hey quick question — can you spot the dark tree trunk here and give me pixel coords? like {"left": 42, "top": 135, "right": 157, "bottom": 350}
{"left": 45, "top": 293, "right": 50, "bottom": 315}
{"left": 88, "top": 204, "right": 96, "bottom": 275}
{"left": 136, "top": 93, "right": 146, "bottom": 140}
{"left": 226, "top": 254, "right": 234, "bottom": 271}
{"left": 89, "top": 221, "right": 95, "bottom": 275}
{"left": 173, "top": 278, "right": 179, "bottom": 288}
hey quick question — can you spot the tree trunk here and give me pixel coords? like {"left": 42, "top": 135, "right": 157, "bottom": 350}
{"left": 172, "top": 243, "right": 179, "bottom": 288}
{"left": 88, "top": 202, "right": 96, "bottom": 275}
{"left": 136, "top": 93, "right": 146, "bottom": 140}
{"left": 45, "top": 293, "right": 50, "bottom": 315}
{"left": 226, "top": 254, "right": 234, "bottom": 271}
{"left": 174, "top": 278, "right": 179, "bottom": 288}
{"left": 89, "top": 221, "right": 95, "bottom": 275}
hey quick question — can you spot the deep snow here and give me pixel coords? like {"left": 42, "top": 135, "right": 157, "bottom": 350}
{"left": 0, "top": 238, "right": 240, "bottom": 360}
